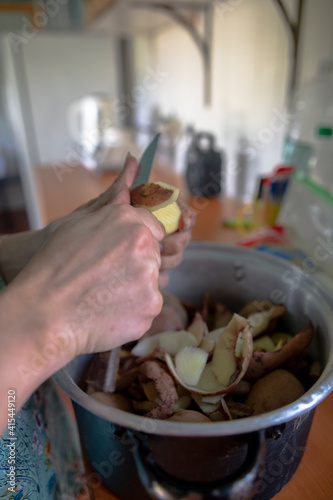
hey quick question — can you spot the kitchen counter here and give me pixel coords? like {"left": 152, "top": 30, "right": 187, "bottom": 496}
{"left": 36, "top": 165, "right": 333, "bottom": 500}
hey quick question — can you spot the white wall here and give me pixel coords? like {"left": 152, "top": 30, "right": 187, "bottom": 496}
{"left": 297, "top": 0, "right": 333, "bottom": 87}
{"left": 132, "top": 0, "right": 290, "bottom": 196}
{"left": 22, "top": 34, "right": 120, "bottom": 164}
{"left": 132, "top": 0, "right": 333, "bottom": 197}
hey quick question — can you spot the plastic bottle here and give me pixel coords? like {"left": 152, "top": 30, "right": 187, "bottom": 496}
{"left": 235, "top": 137, "right": 248, "bottom": 202}
{"left": 282, "top": 59, "right": 333, "bottom": 194}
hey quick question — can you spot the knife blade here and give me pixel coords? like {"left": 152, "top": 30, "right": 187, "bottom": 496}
{"left": 132, "top": 132, "right": 161, "bottom": 188}
{"left": 103, "top": 133, "right": 161, "bottom": 393}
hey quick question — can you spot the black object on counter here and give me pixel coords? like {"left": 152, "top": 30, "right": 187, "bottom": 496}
{"left": 185, "top": 132, "right": 222, "bottom": 198}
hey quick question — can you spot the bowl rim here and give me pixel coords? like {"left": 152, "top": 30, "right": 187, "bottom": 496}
{"left": 53, "top": 242, "right": 333, "bottom": 437}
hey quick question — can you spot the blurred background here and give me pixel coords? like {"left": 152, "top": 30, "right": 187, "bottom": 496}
{"left": 0, "top": 0, "right": 333, "bottom": 238}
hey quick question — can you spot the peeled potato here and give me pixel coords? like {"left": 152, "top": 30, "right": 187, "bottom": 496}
{"left": 131, "top": 182, "right": 181, "bottom": 235}
{"left": 152, "top": 201, "right": 181, "bottom": 235}
{"left": 245, "top": 369, "right": 305, "bottom": 415}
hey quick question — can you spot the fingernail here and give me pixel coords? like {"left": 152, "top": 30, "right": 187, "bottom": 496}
{"left": 125, "top": 151, "right": 131, "bottom": 163}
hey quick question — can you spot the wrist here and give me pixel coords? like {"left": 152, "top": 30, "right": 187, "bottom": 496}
{"left": 0, "top": 229, "right": 48, "bottom": 283}
{"left": 0, "top": 281, "right": 74, "bottom": 413}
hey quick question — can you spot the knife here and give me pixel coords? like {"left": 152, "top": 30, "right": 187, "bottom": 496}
{"left": 103, "top": 133, "right": 161, "bottom": 393}
{"left": 132, "top": 132, "right": 161, "bottom": 188}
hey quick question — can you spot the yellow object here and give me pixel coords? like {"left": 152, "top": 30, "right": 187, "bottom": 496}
{"left": 253, "top": 336, "right": 276, "bottom": 353}
{"left": 152, "top": 201, "right": 182, "bottom": 235}
{"left": 175, "top": 347, "right": 208, "bottom": 386}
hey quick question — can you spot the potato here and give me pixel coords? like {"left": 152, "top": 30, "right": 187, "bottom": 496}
{"left": 131, "top": 182, "right": 181, "bottom": 235}
{"left": 245, "top": 369, "right": 305, "bottom": 415}
{"left": 166, "top": 410, "right": 211, "bottom": 423}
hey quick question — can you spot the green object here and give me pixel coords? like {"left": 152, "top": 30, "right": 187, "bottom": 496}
{"left": 133, "top": 133, "right": 161, "bottom": 188}
{"left": 295, "top": 172, "right": 333, "bottom": 205}
{"left": 317, "top": 126, "right": 333, "bottom": 137}
{"left": 222, "top": 218, "right": 253, "bottom": 229}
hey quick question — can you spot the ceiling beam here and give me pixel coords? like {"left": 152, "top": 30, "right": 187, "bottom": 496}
{"left": 84, "top": 0, "right": 117, "bottom": 24}
{"left": 132, "top": 1, "right": 213, "bottom": 106}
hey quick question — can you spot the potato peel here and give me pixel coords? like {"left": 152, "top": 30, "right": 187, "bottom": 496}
{"left": 165, "top": 315, "right": 253, "bottom": 396}
{"left": 131, "top": 330, "right": 198, "bottom": 357}
{"left": 245, "top": 324, "right": 314, "bottom": 380}
{"left": 130, "top": 182, "right": 179, "bottom": 211}
{"left": 139, "top": 361, "right": 178, "bottom": 419}
{"left": 187, "top": 312, "right": 208, "bottom": 344}
{"left": 240, "top": 301, "right": 286, "bottom": 338}
{"left": 175, "top": 347, "right": 208, "bottom": 386}
{"left": 85, "top": 296, "right": 317, "bottom": 421}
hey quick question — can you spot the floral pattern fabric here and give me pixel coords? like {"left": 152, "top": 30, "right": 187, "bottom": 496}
{"left": 0, "top": 277, "right": 86, "bottom": 499}
{"left": 0, "top": 380, "right": 86, "bottom": 500}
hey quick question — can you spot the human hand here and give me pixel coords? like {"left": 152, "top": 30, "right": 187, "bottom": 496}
{"left": 159, "top": 200, "right": 196, "bottom": 288}
{"left": 10, "top": 190, "right": 165, "bottom": 357}
{"left": 48, "top": 153, "right": 140, "bottom": 230}
{"left": 48, "top": 157, "right": 196, "bottom": 289}
{"left": 0, "top": 155, "right": 140, "bottom": 284}
{"left": 0, "top": 176, "right": 164, "bottom": 430}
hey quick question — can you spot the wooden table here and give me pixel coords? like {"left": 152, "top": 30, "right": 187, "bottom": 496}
{"left": 36, "top": 166, "right": 333, "bottom": 500}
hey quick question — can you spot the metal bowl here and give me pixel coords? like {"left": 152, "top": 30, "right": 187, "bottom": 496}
{"left": 54, "top": 242, "right": 333, "bottom": 500}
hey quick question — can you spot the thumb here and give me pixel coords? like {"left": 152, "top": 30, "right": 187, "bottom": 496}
{"left": 115, "top": 153, "right": 140, "bottom": 190}
{"left": 110, "top": 154, "right": 140, "bottom": 205}
{"left": 111, "top": 184, "right": 131, "bottom": 205}
{"left": 87, "top": 154, "right": 140, "bottom": 210}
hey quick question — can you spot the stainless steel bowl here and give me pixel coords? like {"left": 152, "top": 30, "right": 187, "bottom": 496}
{"left": 54, "top": 243, "right": 333, "bottom": 500}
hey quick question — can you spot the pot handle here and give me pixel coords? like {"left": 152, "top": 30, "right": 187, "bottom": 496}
{"left": 130, "top": 430, "right": 266, "bottom": 500}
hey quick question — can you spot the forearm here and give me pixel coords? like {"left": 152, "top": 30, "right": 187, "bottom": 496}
{"left": 0, "top": 228, "right": 48, "bottom": 283}
{"left": 0, "top": 282, "right": 72, "bottom": 435}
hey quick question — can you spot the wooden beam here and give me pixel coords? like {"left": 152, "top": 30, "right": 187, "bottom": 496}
{"left": 132, "top": 1, "right": 213, "bottom": 106}
{"left": 272, "top": 0, "right": 305, "bottom": 103}
{"left": 84, "top": 0, "right": 117, "bottom": 24}
{"left": 0, "top": 2, "right": 34, "bottom": 13}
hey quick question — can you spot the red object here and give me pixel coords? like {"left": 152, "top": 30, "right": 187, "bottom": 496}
{"left": 238, "top": 226, "right": 289, "bottom": 247}
{"left": 274, "top": 165, "right": 294, "bottom": 175}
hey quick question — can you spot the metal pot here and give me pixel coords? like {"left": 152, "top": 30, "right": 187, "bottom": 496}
{"left": 54, "top": 243, "right": 333, "bottom": 500}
